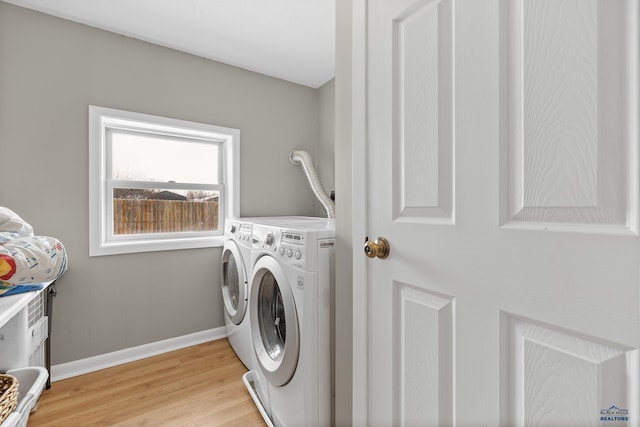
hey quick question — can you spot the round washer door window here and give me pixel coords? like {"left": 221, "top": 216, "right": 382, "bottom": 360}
{"left": 250, "top": 255, "right": 299, "bottom": 386}
{"left": 221, "top": 241, "right": 247, "bottom": 325}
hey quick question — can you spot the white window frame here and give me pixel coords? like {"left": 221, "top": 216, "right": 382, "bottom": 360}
{"left": 89, "top": 106, "right": 239, "bottom": 256}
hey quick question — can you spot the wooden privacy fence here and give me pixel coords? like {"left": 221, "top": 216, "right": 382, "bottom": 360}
{"left": 114, "top": 199, "right": 219, "bottom": 234}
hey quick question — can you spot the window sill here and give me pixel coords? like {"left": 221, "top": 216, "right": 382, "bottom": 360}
{"left": 89, "top": 235, "right": 224, "bottom": 257}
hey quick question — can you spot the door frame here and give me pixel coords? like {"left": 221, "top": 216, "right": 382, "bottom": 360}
{"left": 351, "top": 0, "right": 369, "bottom": 425}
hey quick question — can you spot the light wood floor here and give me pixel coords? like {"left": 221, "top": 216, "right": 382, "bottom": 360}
{"left": 28, "top": 339, "right": 266, "bottom": 426}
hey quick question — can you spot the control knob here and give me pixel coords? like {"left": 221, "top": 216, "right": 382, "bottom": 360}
{"left": 264, "top": 232, "right": 274, "bottom": 246}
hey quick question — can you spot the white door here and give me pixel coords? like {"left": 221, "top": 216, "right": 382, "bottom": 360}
{"left": 359, "top": 0, "right": 640, "bottom": 425}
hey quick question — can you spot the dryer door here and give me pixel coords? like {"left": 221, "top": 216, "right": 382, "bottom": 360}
{"left": 221, "top": 240, "right": 248, "bottom": 325}
{"left": 250, "top": 255, "right": 299, "bottom": 387}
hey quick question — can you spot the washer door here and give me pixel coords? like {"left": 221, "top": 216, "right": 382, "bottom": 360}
{"left": 221, "top": 240, "right": 248, "bottom": 325}
{"left": 250, "top": 255, "right": 299, "bottom": 387}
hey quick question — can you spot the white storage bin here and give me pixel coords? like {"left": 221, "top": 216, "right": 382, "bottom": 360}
{"left": 0, "top": 367, "right": 48, "bottom": 427}
{"left": 0, "top": 413, "right": 19, "bottom": 427}
{"left": 27, "top": 317, "right": 48, "bottom": 358}
{"left": 0, "top": 291, "right": 47, "bottom": 372}
{"left": 0, "top": 311, "right": 29, "bottom": 371}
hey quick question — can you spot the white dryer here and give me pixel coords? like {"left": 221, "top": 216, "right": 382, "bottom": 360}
{"left": 221, "top": 218, "right": 255, "bottom": 370}
{"left": 244, "top": 218, "right": 335, "bottom": 427}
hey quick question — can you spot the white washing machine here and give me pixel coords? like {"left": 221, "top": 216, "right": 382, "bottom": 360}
{"left": 222, "top": 217, "right": 326, "bottom": 372}
{"left": 244, "top": 218, "right": 335, "bottom": 427}
{"left": 221, "top": 218, "right": 255, "bottom": 370}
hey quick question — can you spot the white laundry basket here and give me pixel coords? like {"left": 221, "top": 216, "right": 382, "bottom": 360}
{"left": 0, "top": 367, "right": 48, "bottom": 427}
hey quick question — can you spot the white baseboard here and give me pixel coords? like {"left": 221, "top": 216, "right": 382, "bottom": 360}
{"left": 51, "top": 327, "right": 227, "bottom": 382}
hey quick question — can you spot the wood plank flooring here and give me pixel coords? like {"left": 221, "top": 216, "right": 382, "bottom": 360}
{"left": 27, "top": 339, "right": 266, "bottom": 426}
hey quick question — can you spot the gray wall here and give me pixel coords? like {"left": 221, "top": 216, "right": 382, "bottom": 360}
{"left": 317, "top": 79, "right": 335, "bottom": 217}
{"left": 0, "top": 3, "right": 324, "bottom": 365}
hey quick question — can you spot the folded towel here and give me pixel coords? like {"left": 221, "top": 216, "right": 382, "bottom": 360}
{"left": 0, "top": 236, "right": 67, "bottom": 285}
{"left": 0, "top": 207, "right": 34, "bottom": 242}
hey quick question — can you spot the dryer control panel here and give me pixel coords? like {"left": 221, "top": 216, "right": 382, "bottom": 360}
{"left": 237, "top": 224, "right": 252, "bottom": 242}
{"left": 226, "top": 219, "right": 253, "bottom": 250}
{"left": 229, "top": 223, "right": 252, "bottom": 242}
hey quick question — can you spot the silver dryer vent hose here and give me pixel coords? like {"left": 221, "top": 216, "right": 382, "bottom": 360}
{"left": 290, "top": 150, "right": 335, "bottom": 219}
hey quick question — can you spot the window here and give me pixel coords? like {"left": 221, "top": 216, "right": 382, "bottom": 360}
{"left": 89, "top": 106, "right": 239, "bottom": 256}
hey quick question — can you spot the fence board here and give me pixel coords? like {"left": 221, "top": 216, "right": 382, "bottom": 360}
{"left": 113, "top": 199, "right": 219, "bottom": 235}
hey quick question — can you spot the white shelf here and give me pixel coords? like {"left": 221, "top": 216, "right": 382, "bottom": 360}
{"left": 0, "top": 282, "right": 52, "bottom": 330}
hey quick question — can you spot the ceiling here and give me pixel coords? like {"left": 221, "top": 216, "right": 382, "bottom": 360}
{"left": 1, "top": 0, "right": 335, "bottom": 89}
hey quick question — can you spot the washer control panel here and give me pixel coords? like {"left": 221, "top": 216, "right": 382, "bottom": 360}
{"left": 279, "top": 231, "right": 304, "bottom": 263}
{"left": 253, "top": 224, "right": 307, "bottom": 268}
